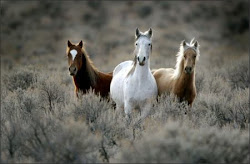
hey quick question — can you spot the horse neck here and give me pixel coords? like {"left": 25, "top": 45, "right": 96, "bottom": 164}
{"left": 176, "top": 65, "right": 195, "bottom": 88}
{"left": 73, "top": 57, "right": 98, "bottom": 89}
{"left": 134, "top": 60, "right": 150, "bottom": 79}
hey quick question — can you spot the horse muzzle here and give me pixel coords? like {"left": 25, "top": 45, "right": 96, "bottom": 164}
{"left": 138, "top": 56, "right": 146, "bottom": 66}
{"left": 69, "top": 66, "right": 77, "bottom": 76}
{"left": 139, "top": 62, "right": 145, "bottom": 66}
{"left": 184, "top": 67, "right": 193, "bottom": 74}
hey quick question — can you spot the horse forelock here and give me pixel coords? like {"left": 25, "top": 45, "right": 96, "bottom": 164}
{"left": 188, "top": 38, "right": 200, "bottom": 60}
{"left": 136, "top": 34, "right": 152, "bottom": 41}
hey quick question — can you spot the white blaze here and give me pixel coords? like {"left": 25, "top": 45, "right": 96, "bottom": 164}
{"left": 70, "top": 49, "right": 77, "bottom": 60}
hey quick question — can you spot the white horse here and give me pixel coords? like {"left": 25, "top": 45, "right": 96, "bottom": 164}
{"left": 110, "top": 28, "right": 158, "bottom": 119}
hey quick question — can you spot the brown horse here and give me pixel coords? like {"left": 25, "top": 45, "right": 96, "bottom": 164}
{"left": 153, "top": 39, "right": 200, "bottom": 106}
{"left": 66, "top": 40, "right": 112, "bottom": 97}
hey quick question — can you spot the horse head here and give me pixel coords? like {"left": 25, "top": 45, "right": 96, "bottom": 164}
{"left": 134, "top": 28, "right": 153, "bottom": 66}
{"left": 66, "top": 40, "right": 84, "bottom": 76}
{"left": 181, "top": 39, "right": 199, "bottom": 74}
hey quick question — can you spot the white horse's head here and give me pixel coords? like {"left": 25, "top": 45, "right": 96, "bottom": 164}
{"left": 134, "top": 28, "right": 153, "bottom": 66}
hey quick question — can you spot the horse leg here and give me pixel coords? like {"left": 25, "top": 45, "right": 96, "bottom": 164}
{"left": 124, "top": 102, "right": 133, "bottom": 126}
{"left": 139, "top": 98, "right": 154, "bottom": 118}
{"left": 186, "top": 102, "right": 193, "bottom": 115}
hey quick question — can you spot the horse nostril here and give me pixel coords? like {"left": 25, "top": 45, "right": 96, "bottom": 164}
{"left": 143, "top": 57, "right": 146, "bottom": 61}
{"left": 185, "top": 67, "right": 192, "bottom": 72}
{"left": 73, "top": 67, "right": 76, "bottom": 72}
{"left": 69, "top": 67, "right": 70, "bottom": 71}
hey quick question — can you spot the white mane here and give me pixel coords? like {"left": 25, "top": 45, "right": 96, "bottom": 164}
{"left": 172, "top": 38, "right": 200, "bottom": 79}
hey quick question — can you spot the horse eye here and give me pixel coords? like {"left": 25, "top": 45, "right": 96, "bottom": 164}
{"left": 184, "top": 55, "right": 186, "bottom": 58}
{"left": 194, "top": 55, "right": 196, "bottom": 58}
{"left": 148, "top": 43, "right": 151, "bottom": 46}
{"left": 135, "top": 43, "right": 138, "bottom": 46}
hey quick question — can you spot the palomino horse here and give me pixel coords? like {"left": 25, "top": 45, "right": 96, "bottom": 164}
{"left": 66, "top": 40, "right": 112, "bottom": 97}
{"left": 153, "top": 39, "right": 200, "bottom": 106}
{"left": 110, "top": 28, "right": 158, "bottom": 119}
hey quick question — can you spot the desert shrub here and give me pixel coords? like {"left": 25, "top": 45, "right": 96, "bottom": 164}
{"left": 149, "top": 94, "right": 188, "bottom": 121}
{"left": 195, "top": 71, "right": 205, "bottom": 94}
{"left": 87, "top": 1, "right": 101, "bottom": 9}
{"left": 137, "top": 5, "right": 152, "bottom": 18}
{"left": 83, "top": 12, "right": 93, "bottom": 22}
{"left": 72, "top": 91, "right": 112, "bottom": 123}
{"left": 8, "top": 19, "right": 23, "bottom": 30}
{"left": 3, "top": 66, "right": 38, "bottom": 91}
{"left": 223, "top": 1, "right": 249, "bottom": 35}
{"left": 184, "top": 3, "right": 219, "bottom": 22}
{"left": 159, "top": 1, "right": 171, "bottom": 10}
{"left": 71, "top": 91, "right": 134, "bottom": 161}
{"left": 38, "top": 80, "right": 65, "bottom": 112}
{"left": 40, "top": 1, "right": 62, "bottom": 18}
{"left": 20, "top": 119, "right": 101, "bottom": 163}
{"left": 116, "top": 121, "right": 249, "bottom": 163}
{"left": 203, "top": 75, "right": 231, "bottom": 95}
{"left": 1, "top": 86, "right": 101, "bottom": 162}
{"left": 195, "top": 88, "right": 249, "bottom": 128}
{"left": 227, "top": 59, "right": 249, "bottom": 89}
{"left": 144, "top": 75, "right": 249, "bottom": 129}
{"left": 1, "top": 87, "right": 45, "bottom": 162}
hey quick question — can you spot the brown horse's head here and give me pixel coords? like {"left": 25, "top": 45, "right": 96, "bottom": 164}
{"left": 182, "top": 40, "right": 199, "bottom": 74}
{"left": 66, "top": 40, "right": 84, "bottom": 76}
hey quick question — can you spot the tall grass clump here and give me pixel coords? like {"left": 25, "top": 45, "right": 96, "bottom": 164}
{"left": 1, "top": 70, "right": 102, "bottom": 163}
{"left": 2, "top": 66, "right": 38, "bottom": 92}
{"left": 116, "top": 121, "right": 249, "bottom": 163}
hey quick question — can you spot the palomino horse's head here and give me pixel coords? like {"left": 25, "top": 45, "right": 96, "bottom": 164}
{"left": 181, "top": 39, "right": 199, "bottom": 74}
{"left": 66, "top": 40, "right": 84, "bottom": 76}
{"left": 134, "top": 28, "right": 153, "bottom": 66}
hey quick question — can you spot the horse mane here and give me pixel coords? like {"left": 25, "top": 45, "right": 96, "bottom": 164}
{"left": 126, "top": 53, "right": 137, "bottom": 77}
{"left": 81, "top": 47, "right": 98, "bottom": 85}
{"left": 172, "top": 38, "right": 200, "bottom": 79}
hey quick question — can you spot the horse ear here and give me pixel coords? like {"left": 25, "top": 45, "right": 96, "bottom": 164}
{"left": 181, "top": 40, "right": 186, "bottom": 47}
{"left": 147, "top": 28, "right": 153, "bottom": 38}
{"left": 194, "top": 41, "right": 199, "bottom": 49}
{"left": 68, "top": 40, "right": 73, "bottom": 47}
{"left": 77, "top": 40, "right": 83, "bottom": 48}
{"left": 135, "top": 28, "right": 141, "bottom": 39}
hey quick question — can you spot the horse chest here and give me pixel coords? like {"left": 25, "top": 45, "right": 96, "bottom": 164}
{"left": 174, "top": 84, "right": 195, "bottom": 104}
{"left": 125, "top": 76, "right": 157, "bottom": 100}
{"left": 73, "top": 72, "right": 92, "bottom": 91}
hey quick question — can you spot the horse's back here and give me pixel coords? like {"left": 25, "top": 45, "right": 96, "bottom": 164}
{"left": 151, "top": 68, "right": 158, "bottom": 74}
{"left": 113, "top": 60, "right": 133, "bottom": 76}
{"left": 110, "top": 60, "right": 133, "bottom": 107}
{"left": 153, "top": 68, "right": 175, "bottom": 95}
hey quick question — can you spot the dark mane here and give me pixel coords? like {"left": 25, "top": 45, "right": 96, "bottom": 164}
{"left": 80, "top": 47, "right": 98, "bottom": 85}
